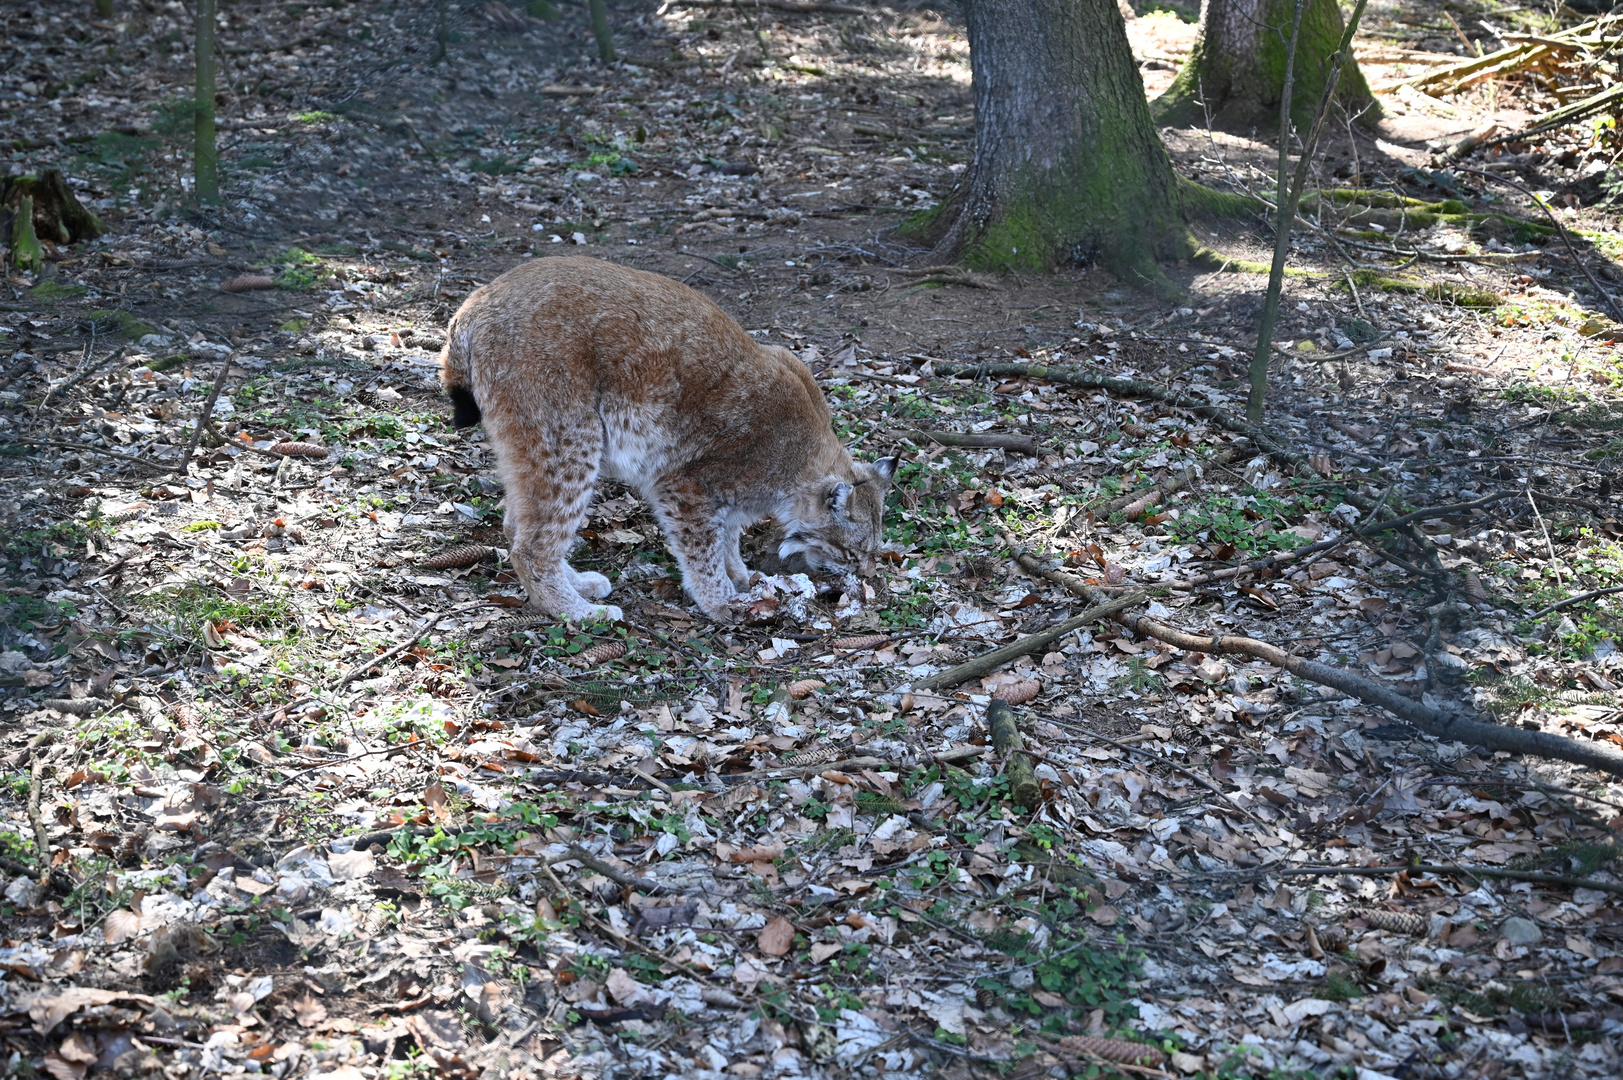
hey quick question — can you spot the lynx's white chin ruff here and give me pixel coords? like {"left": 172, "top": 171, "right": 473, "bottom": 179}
{"left": 440, "top": 257, "right": 896, "bottom": 623}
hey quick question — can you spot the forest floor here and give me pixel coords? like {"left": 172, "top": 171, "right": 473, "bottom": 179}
{"left": 8, "top": 1, "right": 1623, "bottom": 1078}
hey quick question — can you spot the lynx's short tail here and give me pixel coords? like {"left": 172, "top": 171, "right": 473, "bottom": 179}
{"left": 441, "top": 312, "right": 482, "bottom": 428}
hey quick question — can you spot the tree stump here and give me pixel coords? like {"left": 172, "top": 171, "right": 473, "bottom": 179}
{"left": 2, "top": 169, "right": 105, "bottom": 269}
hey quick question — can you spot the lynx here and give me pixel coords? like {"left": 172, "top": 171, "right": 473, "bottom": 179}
{"left": 440, "top": 257, "right": 896, "bottom": 623}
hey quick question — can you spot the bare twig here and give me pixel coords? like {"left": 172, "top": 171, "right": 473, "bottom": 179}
{"left": 177, "top": 359, "right": 233, "bottom": 475}
{"left": 911, "top": 592, "right": 1148, "bottom": 691}
{"left": 1007, "top": 539, "right": 1623, "bottom": 778}
{"left": 1456, "top": 167, "right": 1623, "bottom": 324}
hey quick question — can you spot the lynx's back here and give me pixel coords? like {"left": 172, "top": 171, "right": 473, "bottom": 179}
{"left": 440, "top": 257, "right": 894, "bottom": 622}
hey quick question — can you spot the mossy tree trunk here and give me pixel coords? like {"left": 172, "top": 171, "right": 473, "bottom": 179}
{"left": 588, "top": 0, "right": 617, "bottom": 64}
{"left": 1153, "top": 0, "right": 1376, "bottom": 131}
{"left": 194, "top": 0, "right": 220, "bottom": 202}
{"left": 919, "top": 0, "right": 1189, "bottom": 291}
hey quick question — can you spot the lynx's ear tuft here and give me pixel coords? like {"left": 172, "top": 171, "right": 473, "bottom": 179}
{"left": 871, "top": 456, "right": 898, "bottom": 484}
{"left": 449, "top": 385, "right": 482, "bottom": 428}
{"left": 827, "top": 481, "right": 853, "bottom": 514}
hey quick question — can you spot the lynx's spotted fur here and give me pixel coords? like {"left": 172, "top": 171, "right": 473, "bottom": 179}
{"left": 441, "top": 257, "right": 895, "bottom": 622}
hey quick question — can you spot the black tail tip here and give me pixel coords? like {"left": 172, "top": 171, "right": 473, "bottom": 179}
{"left": 449, "top": 385, "right": 482, "bottom": 428}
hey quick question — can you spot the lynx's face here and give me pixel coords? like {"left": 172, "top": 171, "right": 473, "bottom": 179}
{"left": 779, "top": 457, "right": 897, "bottom": 577}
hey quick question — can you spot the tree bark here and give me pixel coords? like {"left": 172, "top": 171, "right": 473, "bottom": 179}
{"left": 915, "top": 0, "right": 1189, "bottom": 291}
{"left": 1152, "top": 0, "right": 1376, "bottom": 131}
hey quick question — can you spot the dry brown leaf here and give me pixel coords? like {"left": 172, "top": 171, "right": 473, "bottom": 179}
{"left": 423, "top": 782, "right": 451, "bottom": 823}
{"left": 757, "top": 916, "right": 795, "bottom": 956}
{"left": 103, "top": 910, "right": 144, "bottom": 945}
{"left": 292, "top": 994, "right": 328, "bottom": 1027}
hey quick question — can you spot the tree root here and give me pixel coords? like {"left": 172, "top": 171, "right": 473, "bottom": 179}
{"left": 1007, "top": 540, "right": 1623, "bottom": 779}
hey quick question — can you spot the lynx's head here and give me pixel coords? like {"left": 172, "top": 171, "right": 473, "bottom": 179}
{"left": 779, "top": 457, "right": 898, "bottom": 577}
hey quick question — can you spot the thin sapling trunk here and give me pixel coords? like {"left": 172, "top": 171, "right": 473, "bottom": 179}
{"left": 194, "top": 0, "right": 219, "bottom": 203}
{"left": 589, "top": 0, "right": 617, "bottom": 64}
{"left": 1245, "top": 0, "right": 1369, "bottom": 424}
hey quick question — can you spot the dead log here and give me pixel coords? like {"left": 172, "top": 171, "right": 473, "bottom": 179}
{"left": 1008, "top": 541, "right": 1623, "bottom": 779}
{"left": 987, "top": 699, "right": 1041, "bottom": 808}
{"left": 907, "top": 428, "right": 1039, "bottom": 455}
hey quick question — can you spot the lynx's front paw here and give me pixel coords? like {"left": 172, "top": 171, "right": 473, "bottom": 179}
{"left": 571, "top": 570, "right": 614, "bottom": 600}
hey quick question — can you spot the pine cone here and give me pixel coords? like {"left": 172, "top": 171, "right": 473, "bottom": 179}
{"left": 221, "top": 274, "right": 276, "bottom": 292}
{"left": 787, "top": 679, "right": 825, "bottom": 700}
{"left": 992, "top": 678, "right": 1040, "bottom": 704}
{"left": 421, "top": 544, "right": 493, "bottom": 570}
{"left": 1055, "top": 1035, "right": 1165, "bottom": 1067}
{"left": 270, "top": 441, "right": 329, "bottom": 458}
{"left": 1363, "top": 909, "right": 1426, "bottom": 935}
{"left": 571, "top": 641, "right": 626, "bottom": 667}
{"left": 781, "top": 746, "right": 838, "bottom": 767}
{"left": 831, "top": 634, "right": 890, "bottom": 650}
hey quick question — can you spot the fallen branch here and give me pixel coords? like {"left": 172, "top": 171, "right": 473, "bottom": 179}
{"left": 176, "top": 359, "right": 232, "bottom": 475}
{"left": 1009, "top": 541, "right": 1623, "bottom": 779}
{"left": 552, "top": 844, "right": 671, "bottom": 895}
{"left": 1456, "top": 167, "right": 1623, "bottom": 325}
{"left": 0, "top": 437, "right": 171, "bottom": 472}
{"left": 987, "top": 699, "right": 1041, "bottom": 809}
{"left": 662, "top": 0, "right": 868, "bottom": 14}
{"left": 1228, "top": 863, "right": 1623, "bottom": 897}
{"left": 328, "top": 613, "right": 445, "bottom": 691}
{"left": 1528, "top": 584, "right": 1623, "bottom": 620}
{"left": 912, "top": 592, "right": 1148, "bottom": 691}
{"left": 1091, "top": 443, "right": 1246, "bottom": 518}
{"left": 905, "top": 428, "right": 1038, "bottom": 455}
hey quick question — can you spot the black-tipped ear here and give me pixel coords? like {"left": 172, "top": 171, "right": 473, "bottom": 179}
{"left": 827, "top": 481, "right": 853, "bottom": 513}
{"left": 872, "top": 456, "right": 898, "bottom": 484}
{"left": 449, "top": 385, "right": 482, "bottom": 428}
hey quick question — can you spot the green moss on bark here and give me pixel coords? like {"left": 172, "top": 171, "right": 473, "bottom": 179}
{"left": 1153, "top": 0, "right": 1376, "bottom": 132}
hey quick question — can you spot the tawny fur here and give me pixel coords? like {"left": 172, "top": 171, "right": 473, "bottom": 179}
{"left": 441, "top": 257, "right": 895, "bottom": 623}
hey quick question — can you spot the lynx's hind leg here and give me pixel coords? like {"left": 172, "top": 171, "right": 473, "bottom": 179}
{"left": 492, "top": 414, "right": 622, "bottom": 623}
{"left": 723, "top": 521, "right": 752, "bottom": 592}
{"left": 647, "top": 476, "right": 744, "bottom": 620}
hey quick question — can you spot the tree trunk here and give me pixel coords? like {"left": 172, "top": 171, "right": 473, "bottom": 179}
{"left": 588, "top": 0, "right": 617, "bottom": 64}
{"left": 194, "top": 0, "right": 219, "bottom": 203}
{"left": 1153, "top": 0, "right": 1376, "bottom": 131}
{"left": 918, "top": 0, "right": 1188, "bottom": 291}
